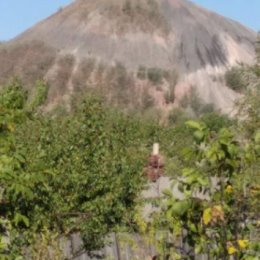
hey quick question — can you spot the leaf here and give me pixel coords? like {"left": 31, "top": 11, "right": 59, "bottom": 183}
{"left": 182, "top": 167, "right": 195, "bottom": 177}
{"left": 195, "top": 244, "right": 202, "bottom": 254}
{"left": 0, "top": 237, "right": 8, "bottom": 250}
{"left": 162, "top": 189, "right": 173, "bottom": 198}
{"left": 203, "top": 208, "right": 212, "bottom": 225}
{"left": 194, "top": 130, "right": 204, "bottom": 141}
{"left": 171, "top": 200, "right": 190, "bottom": 217}
{"left": 185, "top": 120, "right": 203, "bottom": 130}
{"left": 14, "top": 213, "right": 30, "bottom": 227}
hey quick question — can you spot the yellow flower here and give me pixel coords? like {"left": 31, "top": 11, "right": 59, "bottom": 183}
{"left": 237, "top": 240, "right": 249, "bottom": 249}
{"left": 227, "top": 245, "right": 237, "bottom": 255}
{"left": 225, "top": 185, "right": 233, "bottom": 193}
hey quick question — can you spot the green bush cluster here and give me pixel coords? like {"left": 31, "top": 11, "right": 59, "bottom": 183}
{"left": 225, "top": 66, "right": 248, "bottom": 92}
{"left": 0, "top": 80, "right": 163, "bottom": 257}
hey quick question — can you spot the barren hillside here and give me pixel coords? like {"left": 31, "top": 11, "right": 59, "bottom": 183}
{"left": 0, "top": 0, "right": 257, "bottom": 113}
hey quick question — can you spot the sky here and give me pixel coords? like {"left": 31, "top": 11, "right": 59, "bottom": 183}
{"left": 0, "top": 0, "right": 259, "bottom": 41}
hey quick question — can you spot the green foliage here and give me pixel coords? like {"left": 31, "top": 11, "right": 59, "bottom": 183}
{"left": 28, "top": 80, "right": 49, "bottom": 110}
{"left": 26, "top": 229, "right": 65, "bottom": 260}
{"left": 225, "top": 66, "right": 248, "bottom": 92}
{"left": 17, "top": 97, "right": 150, "bottom": 251}
{"left": 199, "top": 112, "right": 233, "bottom": 132}
{"left": 0, "top": 82, "right": 164, "bottom": 257}
{"left": 149, "top": 121, "right": 259, "bottom": 260}
{"left": 1, "top": 69, "right": 258, "bottom": 259}
{"left": 236, "top": 82, "right": 260, "bottom": 137}
{"left": 137, "top": 54, "right": 260, "bottom": 258}
{"left": 168, "top": 108, "right": 188, "bottom": 125}
{"left": 0, "top": 78, "right": 27, "bottom": 110}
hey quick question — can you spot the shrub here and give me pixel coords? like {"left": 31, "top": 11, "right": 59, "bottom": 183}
{"left": 225, "top": 66, "right": 248, "bottom": 92}
{"left": 0, "top": 78, "right": 27, "bottom": 109}
{"left": 200, "top": 112, "right": 233, "bottom": 132}
{"left": 168, "top": 108, "right": 187, "bottom": 125}
{"left": 28, "top": 80, "right": 49, "bottom": 110}
{"left": 147, "top": 67, "right": 163, "bottom": 85}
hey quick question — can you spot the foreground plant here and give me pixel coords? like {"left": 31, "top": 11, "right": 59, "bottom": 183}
{"left": 150, "top": 120, "right": 259, "bottom": 260}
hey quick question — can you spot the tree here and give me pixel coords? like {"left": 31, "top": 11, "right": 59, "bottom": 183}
{"left": 148, "top": 121, "right": 259, "bottom": 260}
{"left": 0, "top": 82, "right": 160, "bottom": 257}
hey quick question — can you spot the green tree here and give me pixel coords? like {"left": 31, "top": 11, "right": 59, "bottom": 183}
{"left": 0, "top": 82, "right": 161, "bottom": 256}
{"left": 150, "top": 121, "right": 259, "bottom": 260}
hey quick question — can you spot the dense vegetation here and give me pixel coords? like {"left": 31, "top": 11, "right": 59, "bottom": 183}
{"left": 0, "top": 79, "right": 157, "bottom": 258}
{"left": 0, "top": 35, "right": 260, "bottom": 260}
{"left": 0, "top": 76, "right": 235, "bottom": 259}
{"left": 138, "top": 42, "right": 260, "bottom": 260}
{"left": 0, "top": 73, "right": 260, "bottom": 259}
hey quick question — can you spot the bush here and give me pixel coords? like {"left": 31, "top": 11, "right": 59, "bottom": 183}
{"left": 147, "top": 67, "right": 163, "bottom": 85}
{"left": 29, "top": 80, "right": 49, "bottom": 110}
{"left": 200, "top": 112, "right": 233, "bottom": 132}
{"left": 168, "top": 108, "right": 187, "bottom": 125}
{"left": 2, "top": 93, "right": 159, "bottom": 255}
{"left": 225, "top": 66, "right": 248, "bottom": 92}
{"left": 0, "top": 78, "right": 27, "bottom": 109}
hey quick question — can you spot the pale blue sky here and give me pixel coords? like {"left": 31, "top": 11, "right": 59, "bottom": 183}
{"left": 0, "top": 0, "right": 259, "bottom": 41}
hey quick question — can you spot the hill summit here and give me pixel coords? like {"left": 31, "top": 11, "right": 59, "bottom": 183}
{"left": 0, "top": 0, "right": 257, "bottom": 113}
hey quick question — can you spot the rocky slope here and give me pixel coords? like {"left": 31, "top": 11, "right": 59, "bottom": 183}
{"left": 0, "top": 0, "right": 257, "bottom": 113}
